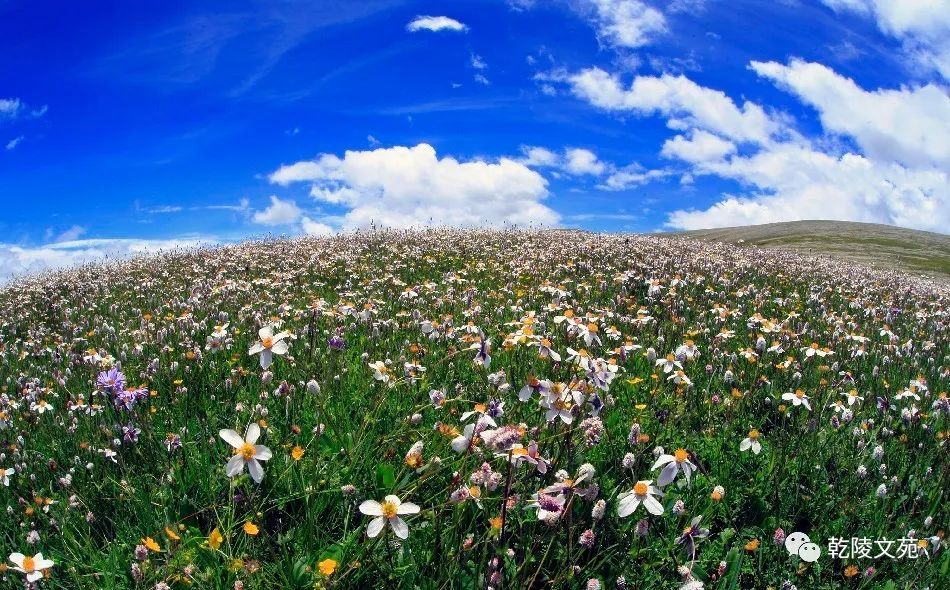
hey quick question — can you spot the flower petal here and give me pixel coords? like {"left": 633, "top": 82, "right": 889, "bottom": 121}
{"left": 219, "top": 429, "right": 244, "bottom": 449}
{"left": 390, "top": 516, "right": 409, "bottom": 539}
{"left": 366, "top": 516, "right": 385, "bottom": 537}
{"left": 359, "top": 500, "right": 383, "bottom": 516}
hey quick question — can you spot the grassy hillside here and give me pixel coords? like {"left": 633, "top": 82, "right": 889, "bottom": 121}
{"left": 0, "top": 230, "right": 946, "bottom": 589}
{"left": 681, "top": 220, "right": 950, "bottom": 280}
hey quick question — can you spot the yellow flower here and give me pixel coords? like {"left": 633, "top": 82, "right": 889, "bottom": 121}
{"left": 208, "top": 527, "right": 224, "bottom": 550}
{"left": 164, "top": 527, "right": 181, "bottom": 541}
{"left": 843, "top": 565, "right": 859, "bottom": 578}
{"left": 243, "top": 521, "right": 260, "bottom": 536}
{"left": 142, "top": 536, "right": 161, "bottom": 552}
{"left": 744, "top": 538, "right": 760, "bottom": 552}
{"left": 291, "top": 446, "right": 305, "bottom": 461}
{"left": 318, "top": 558, "right": 338, "bottom": 577}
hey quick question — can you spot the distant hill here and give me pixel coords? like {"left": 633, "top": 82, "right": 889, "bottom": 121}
{"left": 679, "top": 220, "right": 950, "bottom": 280}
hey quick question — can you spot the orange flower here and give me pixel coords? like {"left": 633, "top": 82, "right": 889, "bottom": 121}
{"left": 843, "top": 565, "right": 859, "bottom": 578}
{"left": 207, "top": 527, "right": 224, "bottom": 550}
{"left": 744, "top": 538, "right": 760, "bottom": 552}
{"left": 291, "top": 446, "right": 305, "bottom": 461}
{"left": 318, "top": 558, "right": 338, "bottom": 576}
{"left": 243, "top": 521, "right": 260, "bottom": 536}
{"left": 142, "top": 536, "right": 161, "bottom": 552}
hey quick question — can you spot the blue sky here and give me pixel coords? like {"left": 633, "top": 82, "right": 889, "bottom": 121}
{"left": 1, "top": 0, "right": 947, "bottom": 277}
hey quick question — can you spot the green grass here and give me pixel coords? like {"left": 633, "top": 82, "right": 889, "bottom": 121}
{"left": 0, "top": 230, "right": 946, "bottom": 589}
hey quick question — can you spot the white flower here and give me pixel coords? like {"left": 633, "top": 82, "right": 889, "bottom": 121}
{"left": 248, "top": 326, "right": 290, "bottom": 369}
{"left": 781, "top": 389, "right": 812, "bottom": 410}
{"left": 0, "top": 467, "right": 13, "bottom": 486}
{"left": 359, "top": 495, "right": 420, "bottom": 539}
{"left": 219, "top": 424, "right": 273, "bottom": 483}
{"left": 9, "top": 552, "right": 54, "bottom": 582}
{"left": 739, "top": 430, "right": 762, "bottom": 454}
{"left": 651, "top": 448, "right": 697, "bottom": 486}
{"left": 451, "top": 423, "right": 476, "bottom": 453}
{"left": 617, "top": 480, "right": 664, "bottom": 516}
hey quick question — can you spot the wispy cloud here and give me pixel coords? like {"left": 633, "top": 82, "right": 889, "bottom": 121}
{"left": 5, "top": 136, "right": 23, "bottom": 150}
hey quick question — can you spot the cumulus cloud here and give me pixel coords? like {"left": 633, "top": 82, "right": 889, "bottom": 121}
{"left": 269, "top": 143, "right": 558, "bottom": 229}
{"left": 667, "top": 145, "right": 948, "bottom": 231}
{"left": 252, "top": 195, "right": 302, "bottom": 225}
{"left": 568, "top": 67, "right": 779, "bottom": 144}
{"left": 406, "top": 15, "right": 468, "bottom": 33}
{"left": 519, "top": 146, "right": 560, "bottom": 167}
{"left": 750, "top": 59, "right": 950, "bottom": 168}
{"left": 822, "top": 0, "right": 950, "bottom": 80}
{"left": 661, "top": 130, "right": 737, "bottom": 164}
{"left": 301, "top": 217, "right": 334, "bottom": 236}
{"left": 581, "top": 0, "right": 667, "bottom": 48}
{"left": 0, "top": 237, "right": 214, "bottom": 283}
{"left": 564, "top": 148, "right": 607, "bottom": 175}
{"left": 564, "top": 60, "right": 949, "bottom": 232}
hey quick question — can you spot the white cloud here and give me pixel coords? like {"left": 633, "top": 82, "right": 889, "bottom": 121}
{"left": 599, "top": 166, "right": 669, "bottom": 190}
{"left": 471, "top": 53, "right": 487, "bottom": 70}
{"left": 750, "top": 59, "right": 950, "bottom": 168}
{"left": 269, "top": 143, "right": 558, "bottom": 229}
{"left": 568, "top": 67, "right": 779, "bottom": 144}
{"left": 660, "top": 130, "right": 737, "bottom": 164}
{"left": 301, "top": 217, "right": 335, "bottom": 236}
{"left": 0, "top": 98, "right": 47, "bottom": 121}
{"left": 0, "top": 237, "right": 214, "bottom": 283}
{"left": 519, "top": 146, "right": 560, "bottom": 167}
{"left": 406, "top": 15, "right": 468, "bottom": 33}
{"left": 822, "top": 0, "right": 950, "bottom": 79}
{"left": 54, "top": 225, "right": 87, "bottom": 243}
{"left": 564, "top": 148, "right": 607, "bottom": 175}
{"left": 582, "top": 0, "right": 667, "bottom": 48}
{"left": 565, "top": 61, "right": 949, "bottom": 232}
{"left": 252, "top": 195, "right": 302, "bottom": 225}
{"left": 0, "top": 98, "right": 22, "bottom": 118}
{"left": 667, "top": 146, "right": 948, "bottom": 231}
{"left": 5, "top": 136, "right": 23, "bottom": 150}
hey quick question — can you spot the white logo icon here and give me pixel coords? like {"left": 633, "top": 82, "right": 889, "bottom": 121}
{"left": 785, "top": 531, "right": 822, "bottom": 562}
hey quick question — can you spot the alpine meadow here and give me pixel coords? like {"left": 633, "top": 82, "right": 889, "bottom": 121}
{"left": 0, "top": 230, "right": 946, "bottom": 589}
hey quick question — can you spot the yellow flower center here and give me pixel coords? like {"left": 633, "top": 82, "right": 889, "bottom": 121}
{"left": 795, "top": 390, "right": 805, "bottom": 399}
{"left": 381, "top": 500, "right": 398, "bottom": 518}
{"left": 633, "top": 482, "right": 648, "bottom": 495}
{"left": 236, "top": 442, "right": 256, "bottom": 460}
{"left": 261, "top": 337, "right": 274, "bottom": 349}
{"left": 22, "top": 556, "right": 35, "bottom": 573}
{"left": 674, "top": 448, "right": 688, "bottom": 463}
{"left": 748, "top": 429, "right": 759, "bottom": 440}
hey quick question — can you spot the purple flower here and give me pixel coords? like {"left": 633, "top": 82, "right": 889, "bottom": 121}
{"left": 122, "top": 424, "right": 141, "bottom": 444}
{"left": 328, "top": 328, "right": 346, "bottom": 351}
{"left": 115, "top": 386, "right": 148, "bottom": 411}
{"left": 97, "top": 367, "right": 126, "bottom": 393}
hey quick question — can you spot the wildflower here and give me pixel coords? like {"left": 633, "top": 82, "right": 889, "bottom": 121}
{"left": 208, "top": 527, "right": 224, "bottom": 550}
{"left": 740, "top": 429, "right": 762, "bottom": 454}
{"left": 8, "top": 552, "right": 54, "bottom": 582}
{"left": 617, "top": 480, "right": 664, "bottom": 516}
{"left": 652, "top": 448, "right": 697, "bottom": 486}
{"left": 243, "top": 521, "right": 259, "bottom": 536}
{"left": 318, "top": 558, "right": 338, "bottom": 576}
{"left": 781, "top": 389, "right": 812, "bottom": 410}
{"left": 248, "top": 325, "right": 291, "bottom": 369}
{"left": 219, "top": 423, "right": 273, "bottom": 483}
{"left": 0, "top": 467, "right": 12, "bottom": 486}
{"left": 142, "top": 536, "right": 161, "bottom": 552}
{"left": 359, "top": 495, "right": 420, "bottom": 539}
